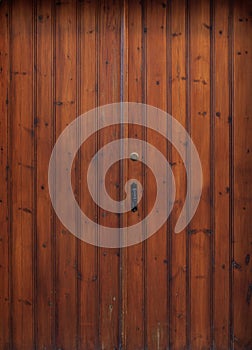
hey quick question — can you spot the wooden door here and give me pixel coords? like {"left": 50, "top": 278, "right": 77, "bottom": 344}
{"left": 0, "top": 0, "right": 251, "bottom": 349}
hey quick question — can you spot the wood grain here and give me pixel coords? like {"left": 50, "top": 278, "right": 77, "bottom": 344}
{"left": 124, "top": 1, "right": 145, "bottom": 349}
{"left": 189, "top": 0, "right": 212, "bottom": 348}
{"left": 0, "top": 0, "right": 10, "bottom": 348}
{"left": 10, "top": 0, "right": 35, "bottom": 348}
{"left": 233, "top": 1, "right": 252, "bottom": 348}
{"left": 171, "top": 0, "right": 187, "bottom": 348}
{"left": 55, "top": 1, "right": 78, "bottom": 348}
{"left": 98, "top": 1, "right": 121, "bottom": 348}
{"left": 36, "top": 1, "right": 55, "bottom": 348}
{"left": 145, "top": 1, "right": 169, "bottom": 348}
{"left": 0, "top": 1, "right": 251, "bottom": 349}
{"left": 78, "top": 1, "right": 99, "bottom": 348}
{"left": 213, "top": 0, "right": 231, "bottom": 348}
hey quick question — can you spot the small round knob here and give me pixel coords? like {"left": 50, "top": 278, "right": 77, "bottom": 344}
{"left": 130, "top": 152, "right": 139, "bottom": 161}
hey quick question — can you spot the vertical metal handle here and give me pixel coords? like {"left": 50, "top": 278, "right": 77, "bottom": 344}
{"left": 131, "top": 182, "right": 138, "bottom": 212}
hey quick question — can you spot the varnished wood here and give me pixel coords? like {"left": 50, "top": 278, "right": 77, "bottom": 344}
{"left": 171, "top": 0, "right": 187, "bottom": 348}
{"left": 36, "top": 0, "right": 55, "bottom": 348}
{"left": 213, "top": 0, "right": 231, "bottom": 348}
{"left": 10, "top": 0, "right": 35, "bottom": 348}
{"left": 145, "top": 1, "right": 169, "bottom": 348}
{"left": 233, "top": 1, "right": 252, "bottom": 348}
{"left": 98, "top": 1, "right": 121, "bottom": 348}
{"left": 79, "top": 1, "right": 99, "bottom": 348}
{"left": 189, "top": 0, "right": 212, "bottom": 347}
{"left": 0, "top": 0, "right": 251, "bottom": 349}
{"left": 55, "top": 1, "right": 78, "bottom": 348}
{"left": 124, "top": 1, "right": 145, "bottom": 349}
{"left": 0, "top": 1, "right": 10, "bottom": 348}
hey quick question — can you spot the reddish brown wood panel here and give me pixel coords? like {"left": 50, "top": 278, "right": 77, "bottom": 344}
{"left": 171, "top": 1, "right": 187, "bottom": 348}
{"left": 98, "top": 1, "right": 121, "bottom": 348}
{"left": 36, "top": 1, "right": 55, "bottom": 348}
{"left": 10, "top": 1, "right": 34, "bottom": 348}
{"left": 0, "top": 0, "right": 251, "bottom": 349}
{"left": 124, "top": 2, "right": 145, "bottom": 349}
{"left": 55, "top": 1, "right": 78, "bottom": 348}
{"left": 213, "top": 0, "right": 231, "bottom": 348}
{"left": 0, "top": 1, "right": 10, "bottom": 348}
{"left": 189, "top": 0, "right": 212, "bottom": 347}
{"left": 79, "top": 1, "right": 99, "bottom": 349}
{"left": 233, "top": 1, "right": 252, "bottom": 349}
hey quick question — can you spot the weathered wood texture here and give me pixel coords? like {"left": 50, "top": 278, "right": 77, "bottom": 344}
{"left": 0, "top": 0, "right": 251, "bottom": 349}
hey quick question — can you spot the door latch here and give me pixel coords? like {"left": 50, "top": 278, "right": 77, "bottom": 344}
{"left": 131, "top": 182, "right": 138, "bottom": 212}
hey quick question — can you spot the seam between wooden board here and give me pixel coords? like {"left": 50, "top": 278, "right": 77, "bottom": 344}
{"left": 185, "top": 0, "right": 191, "bottom": 347}
{"left": 228, "top": 0, "right": 234, "bottom": 348}
{"left": 210, "top": 0, "right": 215, "bottom": 347}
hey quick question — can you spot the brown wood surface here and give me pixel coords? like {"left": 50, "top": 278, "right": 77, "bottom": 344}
{"left": 0, "top": 0, "right": 251, "bottom": 349}
{"left": 189, "top": 0, "right": 212, "bottom": 348}
{"left": 213, "top": 0, "right": 231, "bottom": 348}
{"left": 145, "top": 1, "right": 169, "bottom": 348}
{"left": 10, "top": 1, "right": 34, "bottom": 348}
{"left": 36, "top": 1, "right": 55, "bottom": 348}
{"left": 79, "top": 1, "right": 99, "bottom": 348}
{"left": 98, "top": 1, "right": 121, "bottom": 348}
{"left": 233, "top": 1, "right": 252, "bottom": 349}
{"left": 124, "top": 1, "right": 145, "bottom": 349}
{"left": 55, "top": 1, "right": 78, "bottom": 348}
{"left": 0, "top": 1, "right": 10, "bottom": 348}
{"left": 171, "top": 1, "right": 187, "bottom": 348}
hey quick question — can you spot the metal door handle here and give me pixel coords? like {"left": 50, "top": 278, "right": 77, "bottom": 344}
{"left": 131, "top": 182, "right": 138, "bottom": 212}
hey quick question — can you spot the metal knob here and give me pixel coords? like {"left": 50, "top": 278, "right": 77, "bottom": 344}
{"left": 130, "top": 152, "right": 139, "bottom": 161}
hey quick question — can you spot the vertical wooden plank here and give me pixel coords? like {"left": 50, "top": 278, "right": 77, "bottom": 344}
{"left": 124, "top": 1, "right": 145, "bottom": 349}
{"left": 189, "top": 0, "right": 211, "bottom": 348}
{"left": 145, "top": 1, "right": 169, "bottom": 349}
{"left": 36, "top": 1, "right": 55, "bottom": 348}
{"left": 213, "top": 0, "right": 231, "bottom": 348}
{"left": 10, "top": 0, "right": 34, "bottom": 348}
{"left": 98, "top": 0, "right": 121, "bottom": 348}
{"left": 79, "top": 0, "right": 99, "bottom": 348}
{"left": 120, "top": 1, "right": 129, "bottom": 347}
{"left": 55, "top": 1, "right": 78, "bottom": 348}
{"left": 0, "top": 1, "right": 10, "bottom": 348}
{"left": 233, "top": 1, "right": 252, "bottom": 348}
{"left": 170, "top": 0, "right": 187, "bottom": 348}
